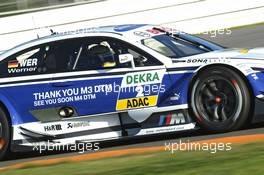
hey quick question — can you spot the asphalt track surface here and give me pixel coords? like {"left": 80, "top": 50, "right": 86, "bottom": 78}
{"left": 0, "top": 24, "right": 264, "bottom": 168}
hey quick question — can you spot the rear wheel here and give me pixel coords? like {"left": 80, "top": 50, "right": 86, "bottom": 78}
{"left": 190, "top": 66, "right": 251, "bottom": 132}
{"left": 0, "top": 108, "right": 10, "bottom": 160}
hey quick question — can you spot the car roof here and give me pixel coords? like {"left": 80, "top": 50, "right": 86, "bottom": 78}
{"left": 33, "top": 24, "right": 159, "bottom": 43}
{"left": 56, "top": 24, "right": 155, "bottom": 37}
{"left": 0, "top": 24, "right": 168, "bottom": 60}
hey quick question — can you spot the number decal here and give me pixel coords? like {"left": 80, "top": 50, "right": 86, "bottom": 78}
{"left": 135, "top": 85, "right": 144, "bottom": 97}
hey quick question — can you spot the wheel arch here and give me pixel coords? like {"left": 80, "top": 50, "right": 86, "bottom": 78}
{"left": 0, "top": 95, "right": 16, "bottom": 155}
{"left": 0, "top": 93, "right": 21, "bottom": 126}
{"left": 0, "top": 101, "right": 11, "bottom": 125}
{"left": 188, "top": 63, "right": 255, "bottom": 121}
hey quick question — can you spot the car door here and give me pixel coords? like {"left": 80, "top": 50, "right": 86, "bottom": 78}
{"left": 0, "top": 44, "right": 56, "bottom": 125}
{"left": 47, "top": 36, "right": 169, "bottom": 119}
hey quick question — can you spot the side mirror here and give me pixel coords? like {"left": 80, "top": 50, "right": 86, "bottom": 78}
{"left": 119, "top": 54, "right": 135, "bottom": 68}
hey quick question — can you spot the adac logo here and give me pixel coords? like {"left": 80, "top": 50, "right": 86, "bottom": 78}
{"left": 116, "top": 96, "right": 158, "bottom": 111}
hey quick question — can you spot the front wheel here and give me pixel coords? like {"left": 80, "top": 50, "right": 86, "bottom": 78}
{"left": 190, "top": 66, "right": 252, "bottom": 132}
{"left": 0, "top": 108, "right": 10, "bottom": 160}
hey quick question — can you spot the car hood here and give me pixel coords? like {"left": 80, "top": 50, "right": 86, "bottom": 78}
{"left": 185, "top": 47, "right": 264, "bottom": 60}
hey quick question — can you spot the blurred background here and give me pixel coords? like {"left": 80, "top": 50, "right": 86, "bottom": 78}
{"left": 0, "top": 0, "right": 97, "bottom": 14}
{"left": 0, "top": 0, "right": 263, "bottom": 52}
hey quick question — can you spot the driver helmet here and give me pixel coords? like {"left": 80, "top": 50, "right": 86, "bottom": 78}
{"left": 89, "top": 43, "right": 116, "bottom": 68}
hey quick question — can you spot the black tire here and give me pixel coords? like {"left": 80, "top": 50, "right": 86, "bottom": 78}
{"left": 190, "top": 66, "right": 251, "bottom": 132}
{"left": 0, "top": 108, "right": 10, "bottom": 160}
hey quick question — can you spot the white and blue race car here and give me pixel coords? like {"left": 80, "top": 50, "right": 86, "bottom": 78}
{"left": 0, "top": 24, "right": 263, "bottom": 159}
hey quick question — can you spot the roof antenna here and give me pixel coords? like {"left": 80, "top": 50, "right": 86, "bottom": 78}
{"left": 31, "top": 16, "right": 39, "bottom": 39}
{"left": 50, "top": 29, "right": 58, "bottom": 35}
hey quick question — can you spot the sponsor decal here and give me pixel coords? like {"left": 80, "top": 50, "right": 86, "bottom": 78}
{"left": 114, "top": 24, "right": 146, "bottom": 32}
{"left": 44, "top": 124, "right": 62, "bottom": 131}
{"left": 67, "top": 122, "right": 90, "bottom": 129}
{"left": 134, "top": 31, "right": 151, "bottom": 37}
{"left": 146, "top": 29, "right": 161, "bottom": 35}
{"left": 33, "top": 84, "right": 113, "bottom": 107}
{"left": 59, "top": 27, "right": 98, "bottom": 35}
{"left": 33, "top": 88, "right": 96, "bottom": 107}
{"left": 137, "top": 123, "right": 195, "bottom": 135}
{"left": 251, "top": 73, "right": 259, "bottom": 80}
{"left": 126, "top": 72, "right": 160, "bottom": 85}
{"left": 116, "top": 70, "right": 165, "bottom": 111}
{"left": 239, "top": 49, "right": 249, "bottom": 53}
{"left": 187, "top": 59, "right": 207, "bottom": 64}
{"left": 170, "top": 93, "right": 181, "bottom": 101}
{"left": 116, "top": 96, "right": 158, "bottom": 110}
{"left": 159, "top": 112, "right": 186, "bottom": 126}
{"left": 121, "top": 70, "right": 165, "bottom": 87}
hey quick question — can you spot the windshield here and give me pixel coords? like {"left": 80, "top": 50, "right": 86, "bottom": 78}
{"left": 142, "top": 34, "right": 208, "bottom": 58}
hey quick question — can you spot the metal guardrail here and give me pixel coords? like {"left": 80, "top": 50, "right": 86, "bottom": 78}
{"left": 0, "top": 0, "right": 102, "bottom": 17}
{"left": 0, "top": 2, "right": 17, "bottom": 8}
{"left": 0, "top": 1, "right": 17, "bottom": 12}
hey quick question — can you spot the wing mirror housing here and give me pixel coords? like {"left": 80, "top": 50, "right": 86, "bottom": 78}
{"left": 119, "top": 54, "right": 135, "bottom": 68}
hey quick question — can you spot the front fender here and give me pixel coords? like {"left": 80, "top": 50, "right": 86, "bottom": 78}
{"left": 193, "top": 62, "right": 262, "bottom": 97}
{"left": 0, "top": 89, "right": 24, "bottom": 125}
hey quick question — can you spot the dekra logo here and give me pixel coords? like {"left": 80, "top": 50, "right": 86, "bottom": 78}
{"left": 126, "top": 72, "right": 159, "bottom": 84}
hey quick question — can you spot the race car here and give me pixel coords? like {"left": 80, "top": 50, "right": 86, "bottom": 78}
{"left": 0, "top": 24, "right": 263, "bottom": 159}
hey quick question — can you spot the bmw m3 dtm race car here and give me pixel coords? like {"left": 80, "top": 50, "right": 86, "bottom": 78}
{"left": 0, "top": 24, "right": 263, "bottom": 159}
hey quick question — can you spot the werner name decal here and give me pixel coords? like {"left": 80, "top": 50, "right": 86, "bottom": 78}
{"left": 8, "top": 58, "right": 38, "bottom": 74}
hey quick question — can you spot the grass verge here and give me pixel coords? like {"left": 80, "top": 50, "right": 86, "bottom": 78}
{"left": 2, "top": 141, "right": 264, "bottom": 175}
